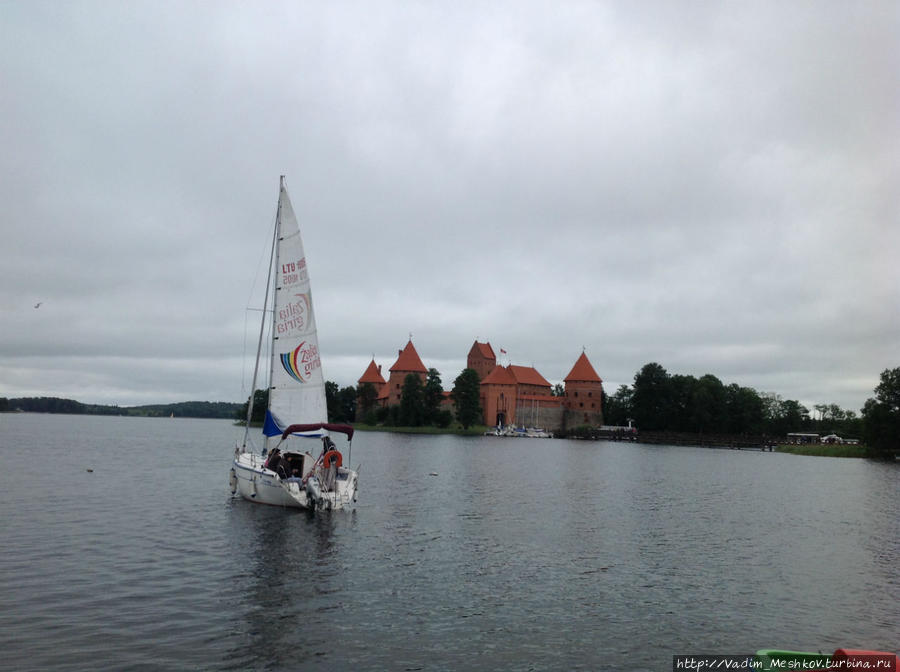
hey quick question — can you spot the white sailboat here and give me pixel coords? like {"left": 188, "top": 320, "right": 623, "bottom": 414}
{"left": 229, "top": 177, "right": 359, "bottom": 511}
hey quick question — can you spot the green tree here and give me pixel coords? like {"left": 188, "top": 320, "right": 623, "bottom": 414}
{"left": 724, "top": 384, "right": 764, "bottom": 434}
{"left": 603, "top": 385, "right": 633, "bottom": 426}
{"left": 862, "top": 367, "right": 900, "bottom": 458}
{"left": 767, "top": 398, "right": 808, "bottom": 436}
{"left": 551, "top": 383, "right": 564, "bottom": 397}
{"left": 423, "top": 368, "right": 444, "bottom": 424}
{"left": 357, "top": 382, "right": 378, "bottom": 418}
{"left": 238, "top": 389, "right": 269, "bottom": 424}
{"left": 434, "top": 409, "right": 454, "bottom": 428}
{"left": 388, "top": 405, "right": 401, "bottom": 426}
{"left": 631, "top": 362, "right": 671, "bottom": 431}
{"left": 375, "top": 406, "right": 390, "bottom": 424}
{"left": 325, "top": 381, "right": 340, "bottom": 422}
{"left": 399, "top": 373, "right": 425, "bottom": 426}
{"left": 452, "top": 368, "right": 482, "bottom": 429}
{"left": 668, "top": 373, "right": 697, "bottom": 432}
{"left": 336, "top": 386, "right": 357, "bottom": 423}
{"left": 690, "top": 374, "right": 726, "bottom": 433}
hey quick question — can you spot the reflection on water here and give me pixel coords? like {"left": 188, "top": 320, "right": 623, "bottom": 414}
{"left": 0, "top": 414, "right": 897, "bottom": 671}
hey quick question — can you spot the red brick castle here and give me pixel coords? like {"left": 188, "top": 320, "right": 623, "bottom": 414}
{"left": 357, "top": 339, "right": 604, "bottom": 432}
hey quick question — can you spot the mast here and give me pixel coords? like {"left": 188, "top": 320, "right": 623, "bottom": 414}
{"left": 265, "top": 176, "right": 286, "bottom": 452}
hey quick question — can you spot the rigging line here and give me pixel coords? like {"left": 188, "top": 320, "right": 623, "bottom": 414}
{"left": 243, "top": 191, "right": 280, "bottom": 450}
{"left": 244, "top": 193, "right": 281, "bottom": 311}
{"left": 241, "top": 188, "right": 280, "bottom": 422}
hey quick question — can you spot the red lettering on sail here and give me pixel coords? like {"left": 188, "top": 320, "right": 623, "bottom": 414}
{"left": 282, "top": 258, "right": 308, "bottom": 286}
{"left": 274, "top": 294, "right": 311, "bottom": 336}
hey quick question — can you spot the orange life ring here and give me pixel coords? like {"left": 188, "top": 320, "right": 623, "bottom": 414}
{"left": 322, "top": 449, "right": 342, "bottom": 469}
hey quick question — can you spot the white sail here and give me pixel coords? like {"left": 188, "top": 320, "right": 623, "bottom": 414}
{"left": 265, "top": 180, "right": 327, "bottom": 449}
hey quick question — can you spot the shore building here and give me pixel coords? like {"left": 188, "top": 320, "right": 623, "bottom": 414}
{"left": 387, "top": 339, "right": 428, "bottom": 406}
{"left": 563, "top": 351, "right": 604, "bottom": 426}
{"left": 356, "top": 358, "right": 388, "bottom": 418}
{"left": 355, "top": 338, "right": 604, "bottom": 433}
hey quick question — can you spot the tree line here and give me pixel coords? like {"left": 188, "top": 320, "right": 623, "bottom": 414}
{"left": 354, "top": 368, "right": 483, "bottom": 430}
{"left": 235, "top": 362, "right": 899, "bottom": 458}
{"left": 1, "top": 397, "right": 241, "bottom": 419}
{"left": 239, "top": 368, "right": 484, "bottom": 431}
{"left": 604, "top": 362, "right": 898, "bottom": 457}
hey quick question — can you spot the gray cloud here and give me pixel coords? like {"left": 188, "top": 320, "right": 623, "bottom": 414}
{"left": 1, "top": 1, "right": 896, "bottom": 412}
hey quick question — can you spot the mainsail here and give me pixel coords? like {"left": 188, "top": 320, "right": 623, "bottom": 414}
{"left": 263, "top": 179, "right": 327, "bottom": 449}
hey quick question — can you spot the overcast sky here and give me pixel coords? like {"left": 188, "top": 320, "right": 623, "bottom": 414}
{"left": 1, "top": 1, "right": 897, "bottom": 414}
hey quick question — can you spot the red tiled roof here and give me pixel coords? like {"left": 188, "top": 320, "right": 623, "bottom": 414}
{"left": 389, "top": 340, "right": 427, "bottom": 373}
{"left": 481, "top": 365, "right": 517, "bottom": 385}
{"left": 470, "top": 341, "right": 495, "bottom": 360}
{"left": 508, "top": 365, "right": 552, "bottom": 388}
{"left": 564, "top": 352, "right": 602, "bottom": 383}
{"left": 358, "top": 359, "right": 386, "bottom": 385}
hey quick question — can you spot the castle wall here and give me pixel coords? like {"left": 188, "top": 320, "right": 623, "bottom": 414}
{"left": 481, "top": 383, "right": 516, "bottom": 426}
{"left": 563, "top": 408, "right": 604, "bottom": 430}
{"left": 515, "top": 401, "right": 565, "bottom": 432}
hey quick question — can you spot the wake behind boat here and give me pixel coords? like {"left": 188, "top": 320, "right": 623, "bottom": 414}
{"left": 229, "top": 177, "right": 359, "bottom": 511}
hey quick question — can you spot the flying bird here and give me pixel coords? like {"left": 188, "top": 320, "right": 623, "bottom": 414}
{"left": 34, "top": 302, "right": 42, "bottom": 309}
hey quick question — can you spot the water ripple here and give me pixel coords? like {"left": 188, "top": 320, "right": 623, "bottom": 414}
{"left": 1, "top": 416, "right": 897, "bottom": 670}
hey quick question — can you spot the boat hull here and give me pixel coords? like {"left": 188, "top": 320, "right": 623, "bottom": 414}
{"left": 232, "top": 453, "right": 306, "bottom": 507}
{"left": 231, "top": 452, "right": 358, "bottom": 510}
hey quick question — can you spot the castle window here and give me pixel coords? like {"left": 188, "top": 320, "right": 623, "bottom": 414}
{"left": 588, "top": 392, "right": 592, "bottom": 397}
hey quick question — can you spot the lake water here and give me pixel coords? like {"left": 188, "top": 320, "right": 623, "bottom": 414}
{"left": 0, "top": 414, "right": 896, "bottom": 671}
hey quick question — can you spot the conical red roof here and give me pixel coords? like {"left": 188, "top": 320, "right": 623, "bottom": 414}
{"left": 389, "top": 340, "right": 427, "bottom": 373}
{"left": 564, "top": 352, "right": 602, "bottom": 383}
{"left": 358, "top": 359, "right": 386, "bottom": 385}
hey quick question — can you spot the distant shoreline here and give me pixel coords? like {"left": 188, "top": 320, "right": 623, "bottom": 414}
{"left": 3, "top": 406, "right": 876, "bottom": 457}
{"left": 1, "top": 396, "right": 240, "bottom": 420}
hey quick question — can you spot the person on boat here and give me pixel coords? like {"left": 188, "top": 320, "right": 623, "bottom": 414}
{"left": 319, "top": 436, "right": 339, "bottom": 492}
{"left": 264, "top": 448, "right": 281, "bottom": 472}
{"left": 276, "top": 455, "right": 292, "bottom": 479}
{"left": 286, "top": 456, "right": 302, "bottom": 479}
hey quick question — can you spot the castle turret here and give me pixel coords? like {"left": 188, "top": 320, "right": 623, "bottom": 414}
{"left": 356, "top": 358, "right": 388, "bottom": 420}
{"left": 563, "top": 352, "right": 603, "bottom": 426}
{"left": 467, "top": 340, "right": 496, "bottom": 381}
{"left": 387, "top": 340, "right": 427, "bottom": 406}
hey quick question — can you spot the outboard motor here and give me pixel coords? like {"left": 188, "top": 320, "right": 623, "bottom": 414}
{"left": 305, "top": 477, "right": 322, "bottom": 510}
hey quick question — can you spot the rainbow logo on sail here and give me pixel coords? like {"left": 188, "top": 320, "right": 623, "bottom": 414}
{"left": 280, "top": 341, "right": 319, "bottom": 383}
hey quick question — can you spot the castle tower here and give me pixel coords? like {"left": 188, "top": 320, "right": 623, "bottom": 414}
{"left": 467, "top": 340, "right": 496, "bottom": 381}
{"left": 563, "top": 352, "right": 604, "bottom": 426}
{"left": 387, "top": 339, "right": 428, "bottom": 406}
{"left": 356, "top": 358, "right": 388, "bottom": 418}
